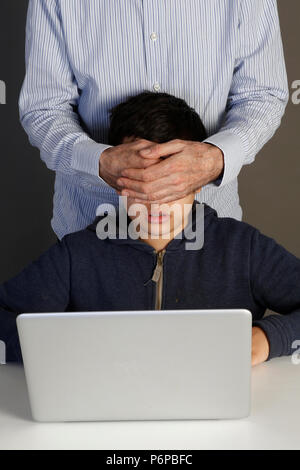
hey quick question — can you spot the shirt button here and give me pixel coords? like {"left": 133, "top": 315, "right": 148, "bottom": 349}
{"left": 150, "top": 32, "right": 158, "bottom": 41}
{"left": 153, "top": 82, "right": 161, "bottom": 91}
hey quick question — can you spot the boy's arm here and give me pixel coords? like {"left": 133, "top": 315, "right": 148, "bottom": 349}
{"left": 0, "top": 239, "right": 71, "bottom": 362}
{"left": 249, "top": 229, "right": 300, "bottom": 361}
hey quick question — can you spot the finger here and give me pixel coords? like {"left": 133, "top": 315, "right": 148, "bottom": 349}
{"left": 121, "top": 168, "right": 146, "bottom": 181}
{"left": 121, "top": 189, "right": 148, "bottom": 201}
{"left": 131, "top": 140, "right": 165, "bottom": 162}
{"left": 120, "top": 189, "right": 148, "bottom": 200}
{"left": 118, "top": 177, "right": 154, "bottom": 195}
{"left": 140, "top": 156, "right": 162, "bottom": 167}
{"left": 125, "top": 154, "right": 151, "bottom": 169}
{"left": 118, "top": 172, "right": 182, "bottom": 195}
{"left": 132, "top": 138, "right": 156, "bottom": 150}
{"left": 121, "top": 158, "right": 173, "bottom": 181}
{"left": 125, "top": 153, "right": 161, "bottom": 171}
{"left": 134, "top": 193, "right": 186, "bottom": 204}
{"left": 122, "top": 183, "right": 189, "bottom": 203}
{"left": 139, "top": 139, "right": 185, "bottom": 159}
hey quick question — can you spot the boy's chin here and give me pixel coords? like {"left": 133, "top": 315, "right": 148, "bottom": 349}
{"left": 140, "top": 224, "right": 175, "bottom": 239}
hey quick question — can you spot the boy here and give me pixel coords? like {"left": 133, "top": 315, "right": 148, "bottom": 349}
{"left": 1, "top": 92, "right": 300, "bottom": 366}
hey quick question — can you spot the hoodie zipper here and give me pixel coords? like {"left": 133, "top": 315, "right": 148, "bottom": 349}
{"left": 151, "top": 249, "right": 166, "bottom": 310}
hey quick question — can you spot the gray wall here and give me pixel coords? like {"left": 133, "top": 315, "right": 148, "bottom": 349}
{"left": 239, "top": 1, "right": 300, "bottom": 259}
{"left": 0, "top": 0, "right": 299, "bottom": 283}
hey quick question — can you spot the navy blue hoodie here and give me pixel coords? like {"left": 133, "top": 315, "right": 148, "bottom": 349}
{"left": 1, "top": 201, "right": 300, "bottom": 362}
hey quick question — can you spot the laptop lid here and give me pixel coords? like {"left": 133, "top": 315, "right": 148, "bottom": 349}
{"left": 17, "top": 309, "right": 252, "bottom": 422}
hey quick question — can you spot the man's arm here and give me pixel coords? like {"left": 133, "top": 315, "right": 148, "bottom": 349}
{"left": 0, "top": 240, "right": 71, "bottom": 362}
{"left": 117, "top": 1, "right": 289, "bottom": 204}
{"left": 249, "top": 229, "right": 300, "bottom": 361}
{"left": 205, "top": 0, "right": 289, "bottom": 188}
{"left": 18, "top": 0, "right": 111, "bottom": 185}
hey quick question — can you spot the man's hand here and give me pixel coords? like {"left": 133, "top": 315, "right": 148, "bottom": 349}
{"left": 252, "top": 326, "right": 270, "bottom": 366}
{"left": 99, "top": 139, "right": 161, "bottom": 191}
{"left": 117, "top": 140, "right": 224, "bottom": 203}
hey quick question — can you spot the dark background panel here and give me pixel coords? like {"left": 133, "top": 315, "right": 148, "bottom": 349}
{"left": 0, "top": 0, "right": 56, "bottom": 283}
{"left": 0, "top": 0, "right": 299, "bottom": 283}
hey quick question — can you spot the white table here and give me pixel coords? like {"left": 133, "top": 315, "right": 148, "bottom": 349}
{"left": 0, "top": 357, "right": 299, "bottom": 450}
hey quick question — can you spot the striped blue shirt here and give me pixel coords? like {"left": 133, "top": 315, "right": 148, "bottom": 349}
{"left": 19, "top": 0, "right": 289, "bottom": 239}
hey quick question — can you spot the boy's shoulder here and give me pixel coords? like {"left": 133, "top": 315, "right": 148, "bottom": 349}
{"left": 60, "top": 218, "right": 108, "bottom": 251}
{"left": 205, "top": 205, "right": 259, "bottom": 240}
{"left": 207, "top": 209, "right": 284, "bottom": 254}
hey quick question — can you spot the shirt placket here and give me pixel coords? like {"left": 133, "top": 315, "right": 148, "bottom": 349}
{"left": 143, "top": 0, "right": 167, "bottom": 93}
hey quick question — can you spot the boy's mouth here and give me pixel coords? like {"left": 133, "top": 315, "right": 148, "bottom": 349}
{"left": 148, "top": 213, "right": 170, "bottom": 224}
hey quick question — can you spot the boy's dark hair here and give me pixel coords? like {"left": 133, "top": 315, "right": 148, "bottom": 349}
{"left": 107, "top": 91, "right": 207, "bottom": 146}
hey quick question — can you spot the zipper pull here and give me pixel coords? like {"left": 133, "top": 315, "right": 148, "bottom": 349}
{"left": 151, "top": 250, "right": 166, "bottom": 283}
{"left": 151, "top": 263, "right": 162, "bottom": 283}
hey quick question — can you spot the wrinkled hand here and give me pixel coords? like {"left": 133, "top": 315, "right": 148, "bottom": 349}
{"left": 99, "top": 139, "right": 161, "bottom": 191}
{"left": 252, "top": 326, "right": 270, "bottom": 366}
{"left": 117, "top": 140, "right": 224, "bottom": 203}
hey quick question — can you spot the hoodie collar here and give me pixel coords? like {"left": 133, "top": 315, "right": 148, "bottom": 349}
{"left": 88, "top": 200, "right": 217, "bottom": 253}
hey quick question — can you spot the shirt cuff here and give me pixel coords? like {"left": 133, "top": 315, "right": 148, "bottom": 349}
{"left": 252, "top": 315, "right": 293, "bottom": 361}
{"left": 204, "top": 130, "right": 245, "bottom": 187}
{"left": 71, "top": 139, "right": 113, "bottom": 186}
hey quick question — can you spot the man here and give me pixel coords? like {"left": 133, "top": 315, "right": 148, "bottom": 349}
{"left": 2, "top": 92, "right": 300, "bottom": 366}
{"left": 19, "top": 0, "right": 289, "bottom": 239}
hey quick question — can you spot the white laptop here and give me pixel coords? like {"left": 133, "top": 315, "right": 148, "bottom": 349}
{"left": 16, "top": 309, "right": 252, "bottom": 422}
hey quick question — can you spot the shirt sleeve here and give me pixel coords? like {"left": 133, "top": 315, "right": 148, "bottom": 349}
{"left": 18, "top": 0, "right": 112, "bottom": 186}
{"left": 204, "top": 0, "right": 289, "bottom": 188}
{"left": 249, "top": 229, "right": 300, "bottom": 361}
{"left": 0, "top": 239, "right": 71, "bottom": 362}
